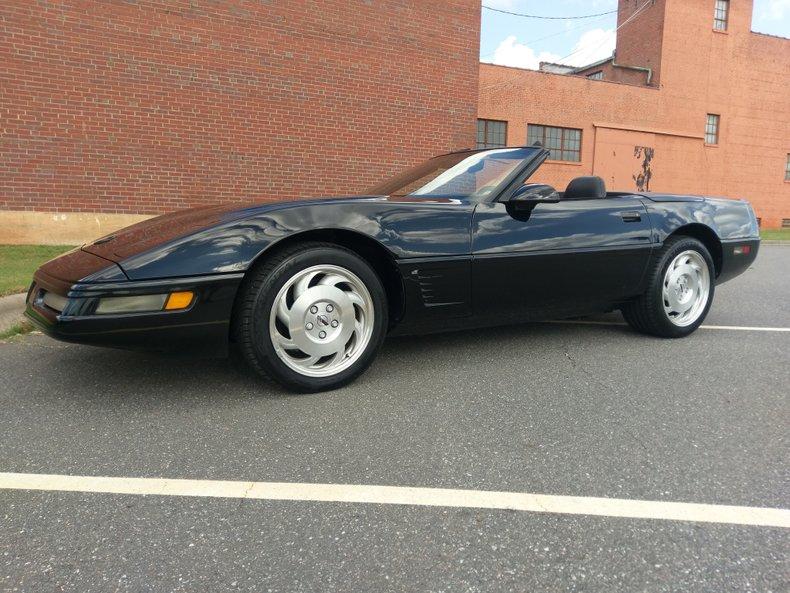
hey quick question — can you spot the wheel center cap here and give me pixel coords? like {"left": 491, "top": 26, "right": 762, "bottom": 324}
{"left": 286, "top": 285, "right": 356, "bottom": 357}
{"left": 675, "top": 276, "right": 694, "bottom": 303}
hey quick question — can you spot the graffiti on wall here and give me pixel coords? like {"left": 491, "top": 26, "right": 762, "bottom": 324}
{"left": 633, "top": 146, "right": 654, "bottom": 192}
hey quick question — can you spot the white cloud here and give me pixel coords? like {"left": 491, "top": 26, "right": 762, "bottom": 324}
{"left": 561, "top": 28, "right": 616, "bottom": 67}
{"left": 483, "top": 0, "right": 615, "bottom": 9}
{"left": 760, "top": 0, "right": 790, "bottom": 19}
{"left": 488, "top": 35, "right": 562, "bottom": 70}
{"left": 487, "top": 28, "right": 615, "bottom": 71}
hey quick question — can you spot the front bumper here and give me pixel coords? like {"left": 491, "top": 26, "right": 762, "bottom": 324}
{"left": 26, "top": 269, "right": 244, "bottom": 356}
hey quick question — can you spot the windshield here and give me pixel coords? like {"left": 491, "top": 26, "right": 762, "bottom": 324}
{"left": 366, "top": 147, "right": 542, "bottom": 199}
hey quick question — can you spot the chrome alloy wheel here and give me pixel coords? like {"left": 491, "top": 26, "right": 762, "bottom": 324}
{"left": 662, "top": 250, "right": 710, "bottom": 327}
{"left": 268, "top": 264, "right": 374, "bottom": 377}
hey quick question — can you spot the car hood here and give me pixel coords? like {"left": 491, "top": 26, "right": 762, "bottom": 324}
{"left": 81, "top": 196, "right": 386, "bottom": 262}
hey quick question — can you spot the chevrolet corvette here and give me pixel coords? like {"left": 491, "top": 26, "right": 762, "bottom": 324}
{"left": 27, "top": 147, "right": 759, "bottom": 391}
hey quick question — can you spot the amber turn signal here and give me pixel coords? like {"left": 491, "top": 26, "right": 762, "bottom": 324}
{"left": 164, "top": 291, "right": 194, "bottom": 310}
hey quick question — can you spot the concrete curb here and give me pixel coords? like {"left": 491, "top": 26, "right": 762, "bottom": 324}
{"left": 0, "top": 293, "right": 27, "bottom": 335}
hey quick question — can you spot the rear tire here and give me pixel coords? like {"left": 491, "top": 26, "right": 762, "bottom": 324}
{"left": 234, "top": 242, "right": 388, "bottom": 392}
{"left": 622, "top": 236, "right": 715, "bottom": 338}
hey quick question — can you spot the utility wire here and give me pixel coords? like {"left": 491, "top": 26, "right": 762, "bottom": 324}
{"left": 554, "top": 0, "right": 653, "bottom": 64}
{"left": 480, "top": 12, "right": 615, "bottom": 60}
{"left": 482, "top": 5, "right": 618, "bottom": 20}
{"left": 480, "top": 0, "right": 654, "bottom": 92}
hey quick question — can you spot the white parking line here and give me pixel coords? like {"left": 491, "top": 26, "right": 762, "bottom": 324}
{"left": 1, "top": 472, "right": 788, "bottom": 528}
{"left": 699, "top": 324, "right": 790, "bottom": 332}
{"left": 545, "top": 320, "right": 790, "bottom": 332}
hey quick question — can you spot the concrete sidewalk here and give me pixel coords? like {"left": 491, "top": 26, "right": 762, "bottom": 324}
{"left": 0, "top": 293, "right": 27, "bottom": 335}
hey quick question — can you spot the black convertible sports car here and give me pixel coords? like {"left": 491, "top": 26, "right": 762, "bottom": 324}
{"left": 28, "top": 147, "right": 759, "bottom": 391}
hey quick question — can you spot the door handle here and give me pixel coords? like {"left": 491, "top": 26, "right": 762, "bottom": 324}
{"left": 620, "top": 211, "right": 642, "bottom": 222}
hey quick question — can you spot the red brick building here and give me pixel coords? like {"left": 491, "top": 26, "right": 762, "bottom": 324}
{"left": 479, "top": 0, "right": 789, "bottom": 228}
{"left": 0, "top": 0, "right": 480, "bottom": 242}
{"left": 1, "top": 0, "right": 788, "bottom": 242}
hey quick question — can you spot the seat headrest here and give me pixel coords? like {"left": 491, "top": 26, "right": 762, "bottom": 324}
{"left": 564, "top": 176, "right": 607, "bottom": 200}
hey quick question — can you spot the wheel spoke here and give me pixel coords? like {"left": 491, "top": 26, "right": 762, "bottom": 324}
{"left": 318, "top": 273, "right": 346, "bottom": 287}
{"left": 276, "top": 298, "right": 291, "bottom": 326}
{"left": 354, "top": 318, "right": 365, "bottom": 336}
{"left": 664, "top": 290, "right": 682, "bottom": 314}
{"left": 273, "top": 332, "right": 298, "bottom": 351}
{"left": 321, "top": 351, "right": 343, "bottom": 369}
{"left": 294, "top": 271, "right": 321, "bottom": 300}
{"left": 346, "top": 291, "right": 365, "bottom": 308}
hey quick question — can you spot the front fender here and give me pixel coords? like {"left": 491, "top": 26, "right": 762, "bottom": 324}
{"left": 117, "top": 199, "right": 474, "bottom": 280}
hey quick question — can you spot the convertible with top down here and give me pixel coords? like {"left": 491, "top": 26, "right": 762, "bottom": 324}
{"left": 27, "top": 146, "right": 760, "bottom": 391}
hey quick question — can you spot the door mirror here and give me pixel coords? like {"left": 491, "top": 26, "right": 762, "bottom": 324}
{"left": 507, "top": 183, "right": 560, "bottom": 206}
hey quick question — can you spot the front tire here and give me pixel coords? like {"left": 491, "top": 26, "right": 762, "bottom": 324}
{"left": 622, "top": 236, "right": 715, "bottom": 338}
{"left": 234, "top": 242, "right": 388, "bottom": 392}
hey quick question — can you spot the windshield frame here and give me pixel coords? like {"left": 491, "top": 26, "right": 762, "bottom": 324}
{"left": 366, "top": 147, "right": 549, "bottom": 203}
{"left": 491, "top": 147, "right": 550, "bottom": 204}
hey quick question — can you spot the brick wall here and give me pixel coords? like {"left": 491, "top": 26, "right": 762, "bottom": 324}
{"left": 572, "top": 0, "right": 666, "bottom": 87}
{"left": 613, "top": 0, "right": 666, "bottom": 86}
{"left": 0, "top": 0, "right": 480, "bottom": 215}
{"left": 574, "top": 61, "right": 651, "bottom": 86}
{"left": 479, "top": 0, "right": 789, "bottom": 228}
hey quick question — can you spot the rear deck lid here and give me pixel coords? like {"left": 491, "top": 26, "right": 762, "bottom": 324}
{"left": 637, "top": 192, "right": 705, "bottom": 202}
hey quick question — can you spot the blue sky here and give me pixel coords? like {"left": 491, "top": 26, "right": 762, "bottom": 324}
{"left": 480, "top": 0, "right": 790, "bottom": 69}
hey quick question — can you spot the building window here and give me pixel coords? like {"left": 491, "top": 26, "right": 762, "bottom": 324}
{"left": 713, "top": 0, "right": 729, "bottom": 31}
{"left": 785, "top": 154, "right": 790, "bottom": 181}
{"left": 587, "top": 71, "right": 603, "bottom": 80}
{"left": 476, "top": 119, "right": 507, "bottom": 149}
{"left": 705, "top": 114, "right": 720, "bottom": 145}
{"left": 527, "top": 124, "right": 582, "bottom": 162}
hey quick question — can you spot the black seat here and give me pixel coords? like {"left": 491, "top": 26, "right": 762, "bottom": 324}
{"left": 564, "top": 176, "right": 607, "bottom": 200}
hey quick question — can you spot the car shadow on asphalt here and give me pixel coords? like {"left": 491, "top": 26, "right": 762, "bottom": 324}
{"left": 21, "top": 317, "right": 637, "bottom": 402}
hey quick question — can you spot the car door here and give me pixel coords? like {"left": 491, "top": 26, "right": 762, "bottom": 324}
{"left": 471, "top": 195, "right": 654, "bottom": 319}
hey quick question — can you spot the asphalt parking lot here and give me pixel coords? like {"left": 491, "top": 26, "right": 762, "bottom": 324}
{"left": 1, "top": 245, "right": 788, "bottom": 592}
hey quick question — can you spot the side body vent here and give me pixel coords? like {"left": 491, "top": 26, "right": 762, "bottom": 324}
{"left": 398, "top": 258, "right": 472, "bottom": 323}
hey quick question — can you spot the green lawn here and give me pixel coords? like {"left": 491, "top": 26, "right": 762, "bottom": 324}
{"left": 760, "top": 228, "right": 790, "bottom": 241}
{"left": 0, "top": 245, "right": 76, "bottom": 296}
{"left": 0, "top": 322, "right": 33, "bottom": 340}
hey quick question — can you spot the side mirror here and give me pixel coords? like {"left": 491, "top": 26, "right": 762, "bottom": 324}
{"left": 507, "top": 183, "right": 560, "bottom": 206}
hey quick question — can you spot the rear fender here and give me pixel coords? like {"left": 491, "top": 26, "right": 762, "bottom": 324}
{"left": 642, "top": 198, "right": 758, "bottom": 243}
